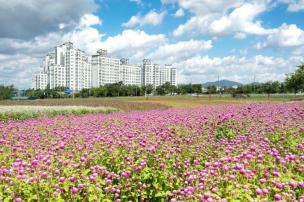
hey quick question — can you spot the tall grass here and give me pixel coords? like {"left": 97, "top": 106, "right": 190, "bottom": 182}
{"left": 0, "top": 106, "right": 118, "bottom": 121}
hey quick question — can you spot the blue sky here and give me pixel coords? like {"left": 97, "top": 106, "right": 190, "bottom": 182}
{"left": 0, "top": 0, "right": 304, "bottom": 88}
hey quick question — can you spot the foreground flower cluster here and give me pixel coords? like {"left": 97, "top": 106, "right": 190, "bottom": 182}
{"left": 0, "top": 103, "right": 303, "bottom": 201}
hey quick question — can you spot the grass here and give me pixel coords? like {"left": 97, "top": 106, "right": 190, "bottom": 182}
{"left": 0, "top": 106, "right": 118, "bottom": 121}
{"left": 122, "top": 94, "right": 304, "bottom": 108}
{"left": 0, "top": 98, "right": 169, "bottom": 111}
{"left": 0, "top": 94, "right": 303, "bottom": 120}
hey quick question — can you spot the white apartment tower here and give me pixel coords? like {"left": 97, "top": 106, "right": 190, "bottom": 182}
{"left": 142, "top": 59, "right": 177, "bottom": 87}
{"left": 120, "top": 58, "right": 142, "bottom": 86}
{"left": 33, "top": 42, "right": 91, "bottom": 91}
{"left": 92, "top": 49, "right": 120, "bottom": 87}
{"left": 160, "top": 64, "right": 177, "bottom": 86}
{"left": 32, "top": 43, "right": 177, "bottom": 90}
{"left": 142, "top": 59, "right": 154, "bottom": 86}
{"left": 49, "top": 64, "right": 66, "bottom": 89}
{"left": 170, "top": 66, "right": 177, "bottom": 86}
{"left": 32, "top": 71, "right": 48, "bottom": 90}
{"left": 54, "top": 42, "right": 91, "bottom": 91}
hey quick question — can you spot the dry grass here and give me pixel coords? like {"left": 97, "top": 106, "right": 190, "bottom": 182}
{"left": 0, "top": 95, "right": 302, "bottom": 112}
{"left": 124, "top": 94, "right": 303, "bottom": 108}
{"left": 0, "top": 98, "right": 169, "bottom": 111}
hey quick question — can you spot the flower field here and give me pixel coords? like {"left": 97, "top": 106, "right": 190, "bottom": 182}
{"left": 0, "top": 103, "right": 303, "bottom": 201}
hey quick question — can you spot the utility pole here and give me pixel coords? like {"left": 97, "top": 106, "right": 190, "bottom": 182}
{"left": 253, "top": 73, "right": 256, "bottom": 94}
{"left": 218, "top": 74, "right": 220, "bottom": 95}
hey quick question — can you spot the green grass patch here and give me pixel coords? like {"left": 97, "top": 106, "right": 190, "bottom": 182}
{"left": 0, "top": 105, "right": 118, "bottom": 121}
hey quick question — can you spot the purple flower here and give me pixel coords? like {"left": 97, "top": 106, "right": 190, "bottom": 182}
{"left": 71, "top": 187, "right": 78, "bottom": 194}
{"left": 274, "top": 194, "right": 281, "bottom": 201}
{"left": 256, "top": 188, "right": 263, "bottom": 195}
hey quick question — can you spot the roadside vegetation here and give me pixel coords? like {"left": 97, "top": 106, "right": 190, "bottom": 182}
{"left": 0, "top": 106, "right": 117, "bottom": 121}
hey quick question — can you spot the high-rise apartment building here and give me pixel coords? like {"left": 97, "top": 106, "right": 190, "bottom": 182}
{"left": 160, "top": 64, "right": 177, "bottom": 86}
{"left": 142, "top": 59, "right": 177, "bottom": 88}
{"left": 120, "top": 58, "right": 142, "bottom": 86}
{"left": 33, "top": 42, "right": 91, "bottom": 91}
{"left": 170, "top": 66, "right": 177, "bottom": 86}
{"left": 32, "top": 71, "right": 48, "bottom": 90}
{"left": 55, "top": 42, "right": 91, "bottom": 91}
{"left": 32, "top": 43, "right": 177, "bottom": 90}
{"left": 92, "top": 49, "right": 120, "bottom": 86}
{"left": 49, "top": 64, "right": 66, "bottom": 89}
{"left": 142, "top": 59, "right": 154, "bottom": 86}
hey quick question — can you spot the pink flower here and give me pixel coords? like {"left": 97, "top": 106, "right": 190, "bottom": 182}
{"left": 256, "top": 188, "right": 263, "bottom": 195}
{"left": 59, "top": 177, "right": 65, "bottom": 182}
{"left": 276, "top": 183, "right": 284, "bottom": 189}
{"left": 289, "top": 181, "right": 297, "bottom": 188}
{"left": 259, "top": 178, "right": 266, "bottom": 184}
{"left": 59, "top": 144, "right": 65, "bottom": 149}
{"left": 31, "top": 160, "right": 38, "bottom": 166}
{"left": 272, "top": 172, "right": 280, "bottom": 177}
{"left": 71, "top": 187, "right": 78, "bottom": 194}
{"left": 204, "top": 192, "right": 210, "bottom": 199}
{"left": 274, "top": 194, "right": 281, "bottom": 201}
{"left": 264, "top": 173, "right": 270, "bottom": 179}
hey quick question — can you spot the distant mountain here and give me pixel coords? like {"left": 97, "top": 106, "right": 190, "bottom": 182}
{"left": 202, "top": 80, "right": 243, "bottom": 87}
{"left": 247, "top": 82, "right": 261, "bottom": 85}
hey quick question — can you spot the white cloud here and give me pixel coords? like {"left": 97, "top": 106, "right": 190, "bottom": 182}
{"left": 123, "top": 10, "right": 166, "bottom": 27}
{"left": 0, "top": 0, "right": 97, "bottom": 39}
{"left": 175, "top": 55, "right": 301, "bottom": 84}
{"left": 280, "top": 0, "right": 304, "bottom": 12}
{"left": 79, "top": 14, "right": 102, "bottom": 27}
{"left": 59, "top": 23, "right": 66, "bottom": 29}
{"left": 162, "top": 0, "right": 242, "bottom": 15}
{"left": 149, "top": 40, "right": 212, "bottom": 63}
{"left": 174, "top": 9, "right": 184, "bottom": 17}
{"left": 130, "top": 0, "right": 142, "bottom": 4}
{"left": 257, "top": 23, "right": 304, "bottom": 49}
{"left": 234, "top": 32, "right": 247, "bottom": 39}
{"left": 99, "top": 29, "right": 166, "bottom": 59}
{"left": 0, "top": 54, "right": 40, "bottom": 87}
{"left": 63, "top": 28, "right": 104, "bottom": 55}
{"left": 172, "top": 2, "right": 273, "bottom": 37}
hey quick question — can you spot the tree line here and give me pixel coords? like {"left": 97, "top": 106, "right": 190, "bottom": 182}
{"left": 0, "top": 64, "right": 303, "bottom": 100}
{"left": 0, "top": 85, "right": 15, "bottom": 100}
{"left": 22, "top": 82, "right": 204, "bottom": 99}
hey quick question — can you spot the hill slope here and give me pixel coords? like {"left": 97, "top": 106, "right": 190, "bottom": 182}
{"left": 203, "top": 80, "right": 242, "bottom": 87}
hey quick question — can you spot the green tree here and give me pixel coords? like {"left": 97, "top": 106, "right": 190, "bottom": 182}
{"left": 156, "top": 86, "right": 166, "bottom": 95}
{"left": 145, "top": 84, "right": 154, "bottom": 95}
{"left": 285, "top": 64, "right": 304, "bottom": 94}
{"left": 92, "top": 86, "right": 108, "bottom": 97}
{"left": 78, "top": 88, "right": 90, "bottom": 98}
{"left": 192, "top": 84, "right": 202, "bottom": 94}
{"left": 207, "top": 86, "right": 217, "bottom": 94}
{"left": 0, "top": 85, "right": 15, "bottom": 100}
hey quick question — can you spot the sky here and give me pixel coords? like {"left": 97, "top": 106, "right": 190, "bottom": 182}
{"left": 0, "top": 0, "right": 304, "bottom": 89}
